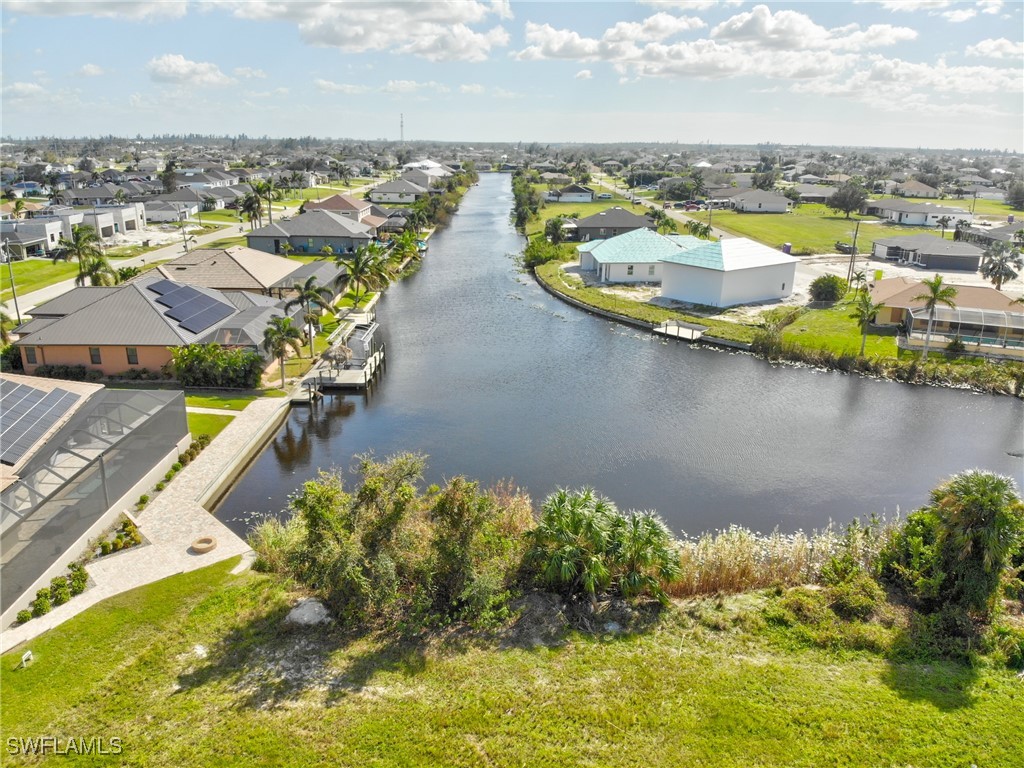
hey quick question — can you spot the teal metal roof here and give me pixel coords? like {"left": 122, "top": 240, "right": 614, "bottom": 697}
{"left": 660, "top": 241, "right": 725, "bottom": 269}
{"left": 659, "top": 238, "right": 799, "bottom": 271}
{"left": 577, "top": 228, "right": 700, "bottom": 264}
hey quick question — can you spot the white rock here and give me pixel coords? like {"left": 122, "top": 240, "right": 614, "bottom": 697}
{"left": 604, "top": 621, "right": 622, "bottom": 634}
{"left": 285, "top": 598, "right": 333, "bottom": 626}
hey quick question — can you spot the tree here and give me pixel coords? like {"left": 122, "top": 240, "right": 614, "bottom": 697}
{"left": 284, "top": 276, "right": 333, "bottom": 357}
{"left": 10, "top": 199, "right": 25, "bottom": 219}
{"left": 1, "top": 309, "right": 12, "bottom": 345}
{"left": 1005, "top": 180, "right": 1024, "bottom": 211}
{"left": 338, "top": 165, "right": 353, "bottom": 188}
{"left": 262, "top": 316, "right": 303, "bottom": 388}
{"left": 544, "top": 216, "right": 566, "bottom": 244}
{"left": 391, "top": 229, "right": 420, "bottom": 262}
{"left": 851, "top": 269, "right": 867, "bottom": 296}
{"left": 334, "top": 242, "right": 392, "bottom": 308}
{"left": 113, "top": 189, "right": 128, "bottom": 205}
{"left": 251, "top": 179, "right": 279, "bottom": 225}
{"left": 826, "top": 182, "right": 869, "bottom": 219}
{"left": 935, "top": 215, "right": 952, "bottom": 239}
{"left": 76, "top": 254, "right": 118, "bottom": 286}
{"left": 159, "top": 159, "right": 178, "bottom": 194}
{"left": 979, "top": 241, "right": 1023, "bottom": 291}
{"left": 239, "top": 192, "right": 263, "bottom": 229}
{"left": 54, "top": 224, "right": 102, "bottom": 285}
{"left": 912, "top": 274, "right": 958, "bottom": 360}
{"left": 752, "top": 169, "right": 779, "bottom": 190}
{"left": 848, "top": 291, "right": 885, "bottom": 356}
{"left": 685, "top": 219, "right": 713, "bottom": 240}
{"left": 809, "top": 274, "right": 848, "bottom": 302}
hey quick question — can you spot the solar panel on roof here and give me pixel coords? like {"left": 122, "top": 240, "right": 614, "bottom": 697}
{"left": 179, "top": 303, "right": 234, "bottom": 334}
{"left": 165, "top": 295, "right": 215, "bottom": 321}
{"left": 146, "top": 279, "right": 177, "bottom": 296}
{"left": 0, "top": 386, "right": 81, "bottom": 466}
{"left": 155, "top": 285, "right": 202, "bottom": 308}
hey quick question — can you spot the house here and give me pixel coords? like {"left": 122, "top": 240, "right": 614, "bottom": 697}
{"left": 793, "top": 184, "right": 833, "bottom": 204}
{"left": 369, "top": 179, "right": 428, "bottom": 204}
{"left": 730, "top": 189, "right": 791, "bottom": 213}
{"left": 574, "top": 207, "right": 656, "bottom": 242}
{"left": 577, "top": 228, "right": 702, "bottom": 283}
{"left": 0, "top": 219, "right": 63, "bottom": 258}
{"left": 540, "top": 172, "right": 572, "bottom": 186}
{"left": 401, "top": 167, "right": 451, "bottom": 190}
{"left": 870, "top": 234, "right": 984, "bottom": 271}
{"left": 896, "top": 179, "right": 940, "bottom": 198}
{"left": 302, "top": 194, "right": 387, "bottom": 232}
{"left": 862, "top": 200, "right": 973, "bottom": 228}
{"left": 959, "top": 221, "right": 1024, "bottom": 248}
{"left": 151, "top": 246, "right": 309, "bottom": 297}
{"left": 821, "top": 174, "right": 852, "bottom": 186}
{"left": 869, "top": 276, "right": 1024, "bottom": 357}
{"left": 659, "top": 238, "right": 798, "bottom": 307}
{"left": 546, "top": 184, "right": 594, "bottom": 203}
{"left": 14, "top": 276, "right": 295, "bottom": 376}
{"left": 246, "top": 209, "right": 375, "bottom": 256}
{"left": 0, "top": 375, "right": 189, "bottom": 627}
{"left": 145, "top": 200, "right": 193, "bottom": 222}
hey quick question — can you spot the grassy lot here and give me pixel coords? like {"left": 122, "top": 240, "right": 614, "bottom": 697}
{"left": 782, "top": 297, "right": 899, "bottom": 357}
{"left": 184, "top": 391, "right": 261, "bottom": 410}
{"left": 186, "top": 412, "right": 234, "bottom": 440}
{"left": 1, "top": 259, "right": 80, "bottom": 302}
{"left": 2, "top": 559, "right": 1019, "bottom": 767}
{"left": 527, "top": 199, "right": 637, "bottom": 238}
{"left": 890, "top": 195, "right": 1017, "bottom": 219}
{"left": 688, "top": 205, "right": 939, "bottom": 254}
{"left": 201, "top": 235, "right": 249, "bottom": 250}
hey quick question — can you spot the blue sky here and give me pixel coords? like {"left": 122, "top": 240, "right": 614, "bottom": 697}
{"left": 2, "top": 1, "right": 1022, "bottom": 150}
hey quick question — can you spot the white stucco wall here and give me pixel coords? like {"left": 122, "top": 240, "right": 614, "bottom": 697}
{"left": 598, "top": 261, "right": 662, "bottom": 283}
{"left": 661, "top": 262, "right": 796, "bottom": 307}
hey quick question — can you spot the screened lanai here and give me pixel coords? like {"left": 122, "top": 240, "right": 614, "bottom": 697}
{"left": 908, "top": 306, "right": 1024, "bottom": 349}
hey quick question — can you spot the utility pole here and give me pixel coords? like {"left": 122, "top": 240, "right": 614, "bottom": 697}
{"left": 2, "top": 242, "right": 22, "bottom": 324}
{"left": 846, "top": 220, "right": 861, "bottom": 284}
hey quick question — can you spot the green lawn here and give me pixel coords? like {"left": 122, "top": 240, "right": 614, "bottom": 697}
{"left": 689, "top": 205, "right": 938, "bottom": 254}
{"left": 527, "top": 199, "right": 636, "bottom": 238}
{"left": 2, "top": 559, "right": 1019, "bottom": 767}
{"left": 185, "top": 412, "right": 234, "bottom": 440}
{"left": 782, "top": 297, "right": 899, "bottom": 357}
{"left": 1, "top": 259, "right": 80, "bottom": 302}
{"left": 184, "top": 391, "right": 260, "bottom": 411}
{"left": 201, "top": 235, "right": 249, "bottom": 250}
{"left": 892, "top": 195, "right": 1017, "bottom": 218}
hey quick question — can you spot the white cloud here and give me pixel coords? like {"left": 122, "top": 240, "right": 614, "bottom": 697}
{"left": 965, "top": 37, "right": 1024, "bottom": 58}
{"left": 460, "top": 83, "right": 486, "bottom": 94}
{"left": 215, "top": 1, "right": 510, "bottom": 62}
{"left": 245, "top": 87, "right": 289, "bottom": 99}
{"left": 575, "top": 69, "right": 593, "bottom": 80}
{"left": 493, "top": 87, "right": 522, "bottom": 99}
{"left": 604, "top": 12, "right": 706, "bottom": 43}
{"left": 3, "top": 0, "right": 187, "bottom": 19}
{"left": 855, "top": 0, "right": 953, "bottom": 10}
{"left": 977, "top": 0, "right": 1003, "bottom": 13}
{"left": 638, "top": 1, "right": 719, "bottom": 9}
{"left": 381, "top": 80, "right": 450, "bottom": 95}
{"left": 77, "top": 63, "right": 104, "bottom": 77}
{"left": 146, "top": 54, "right": 234, "bottom": 86}
{"left": 942, "top": 7, "right": 977, "bottom": 21}
{"left": 2, "top": 82, "right": 45, "bottom": 99}
{"left": 711, "top": 5, "right": 917, "bottom": 51}
{"left": 233, "top": 67, "right": 266, "bottom": 79}
{"left": 314, "top": 79, "right": 369, "bottom": 95}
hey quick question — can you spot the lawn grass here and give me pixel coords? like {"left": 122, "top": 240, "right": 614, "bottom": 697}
{"left": 183, "top": 391, "right": 261, "bottom": 411}
{"left": 1, "top": 259, "right": 80, "bottom": 302}
{"left": 2, "top": 562, "right": 1019, "bottom": 767}
{"left": 782, "top": 296, "right": 899, "bottom": 357}
{"left": 526, "top": 199, "right": 636, "bottom": 238}
{"left": 186, "top": 411, "right": 234, "bottom": 440}
{"left": 686, "top": 204, "right": 943, "bottom": 255}
{"left": 895, "top": 195, "right": 1018, "bottom": 218}
{"left": 201, "top": 235, "right": 249, "bottom": 250}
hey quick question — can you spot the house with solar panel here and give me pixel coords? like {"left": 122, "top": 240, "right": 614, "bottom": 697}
{"left": 1, "top": 374, "right": 188, "bottom": 627}
{"left": 659, "top": 238, "right": 799, "bottom": 307}
{"left": 14, "top": 275, "right": 291, "bottom": 376}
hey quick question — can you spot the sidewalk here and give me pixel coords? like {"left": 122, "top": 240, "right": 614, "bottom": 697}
{"left": 0, "top": 396, "right": 291, "bottom": 652}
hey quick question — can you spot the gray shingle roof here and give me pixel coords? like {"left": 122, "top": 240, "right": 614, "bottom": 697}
{"left": 575, "top": 207, "right": 655, "bottom": 229}
{"left": 249, "top": 210, "right": 373, "bottom": 239}
{"left": 871, "top": 234, "right": 983, "bottom": 256}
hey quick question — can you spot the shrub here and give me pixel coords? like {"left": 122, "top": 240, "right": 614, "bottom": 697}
{"left": 50, "top": 579, "right": 71, "bottom": 606}
{"left": 827, "top": 571, "right": 884, "bottom": 620}
{"left": 164, "top": 470, "right": 175, "bottom": 482}
{"left": 809, "top": 274, "right": 848, "bottom": 302}
{"left": 32, "top": 588, "right": 52, "bottom": 616}
{"left": 155, "top": 482, "right": 165, "bottom": 492}
{"left": 172, "top": 462, "right": 182, "bottom": 472}
{"left": 945, "top": 335, "right": 966, "bottom": 359}
{"left": 169, "top": 343, "right": 262, "bottom": 388}
{"left": 16, "top": 609, "right": 32, "bottom": 625}
{"left": 984, "top": 622, "right": 1024, "bottom": 669}
{"left": 100, "top": 541, "right": 111, "bottom": 556}
{"left": 1, "top": 344, "right": 24, "bottom": 373}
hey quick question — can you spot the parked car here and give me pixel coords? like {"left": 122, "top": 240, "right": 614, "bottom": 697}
{"left": 672, "top": 202, "right": 685, "bottom": 209}
{"left": 596, "top": 193, "right": 613, "bottom": 199}
{"left": 835, "top": 241, "right": 854, "bottom": 254}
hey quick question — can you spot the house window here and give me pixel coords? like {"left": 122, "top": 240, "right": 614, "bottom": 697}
{"left": 126, "top": 347, "right": 139, "bottom": 365}
{"left": 89, "top": 347, "right": 102, "bottom": 365}
{"left": 649, "top": 265, "right": 656, "bottom": 276}
{"left": 24, "top": 347, "right": 37, "bottom": 365}
{"left": 781, "top": 282, "right": 786, "bottom": 291}
{"left": 627, "top": 265, "right": 634, "bottom": 275}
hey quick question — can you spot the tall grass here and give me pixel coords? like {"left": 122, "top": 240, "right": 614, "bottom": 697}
{"left": 667, "top": 519, "right": 895, "bottom": 598}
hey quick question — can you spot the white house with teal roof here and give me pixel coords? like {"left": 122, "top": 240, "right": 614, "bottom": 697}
{"left": 577, "top": 228, "right": 703, "bottom": 283}
{"left": 659, "top": 238, "right": 798, "bottom": 307}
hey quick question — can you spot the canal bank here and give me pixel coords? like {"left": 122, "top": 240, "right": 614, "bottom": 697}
{"left": 216, "top": 173, "right": 1023, "bottom": 540}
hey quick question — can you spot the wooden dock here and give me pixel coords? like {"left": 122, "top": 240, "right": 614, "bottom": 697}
{"left": 653, "top": 320, "right": 708, "bottom": 341}
{"left": 297, "top": 345, "right": 387, "bottom": 398}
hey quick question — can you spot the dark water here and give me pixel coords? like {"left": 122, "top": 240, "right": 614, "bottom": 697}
{"left": 216, "top": 173, "right": 1024, "bottom": 536}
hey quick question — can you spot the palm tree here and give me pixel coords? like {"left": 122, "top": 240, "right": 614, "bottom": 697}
{"left": 334, "top": 242, "right": 392, "bottom": 309}
{"left": 253, "top": 178, "right": 279, "bottom": 225}
{"left": 10, "top": 199, "right": 25, "bottom": 219}
{"left": 279, "top": 242, "right": 295, "bottom": 260}
{"left": 848, "top": 291, "right": 885, "bottom": 356}
{"left": 1013, "top": 229, "right": 1024, "bottom": 248}
{"left": 284, "top": 276, "right": 334, "bottom": 357}
{"left": 76, "top": 254, "right": 118, "bottom": 286}
{"left": 54, "top": 224, "right": 102, "bottom": 284}
{"left": 979, "top": 241, "right": 1023, "bottom": 291}
{"left": 851, "top": 269, "right": 867, "bottom": 296}
{"left": 239, "top": 192, "right": 263, "bottom": 230}
{"left": 262, "top": 315, "right": 303, "bottom": 388}
{"left": 912, "top": 274, "right": 958, "bottom": 361}
{"left": 392, "top": 230, "right": 420, "bottom": 263}
{"left": 935, "top": 215, "right": 952, "bottom": 239}
{"left": 1, "top": 309, "right": 12, "bottom": 345}
{"left": 319, "top": 244, "right": 334, "bottom": 259}
{"left": 338, "top": 166, "right": 352, "bottom": 188}
{"left": 113, "top": 189, "right": 128, "bottom": 205}
{"left": 685, "top": 219, "right": 712, "bottom": 240}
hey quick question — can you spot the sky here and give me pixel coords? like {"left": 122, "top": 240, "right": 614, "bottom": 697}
{"left": 1, "top": 0, "right": 1022, "bottom": 150}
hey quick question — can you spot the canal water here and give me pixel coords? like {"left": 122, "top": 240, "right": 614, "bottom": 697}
{"left": 216, "top": 173, "right": 1024, "bottom": 537}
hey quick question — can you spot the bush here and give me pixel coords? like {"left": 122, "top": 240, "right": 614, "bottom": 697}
{"left": 827, "top": 571, "right": 884, "bottom": 620}
{"left": 169, "top": 344, "right": 262, "bottom": 389}
{"left": 172, "top": 462, "right": 182, "bottom": 472}
{"left": 809, "top": 274, "right": 848, "bottom": 302}
{"left": 945, "top": 335, "right": 966, "bottom": 359}
{"left": 16, "top": 609, "right": 32, "bottom": 625}
{"left": 155, "top": 482, "right": 165, "bottom": 492}
{"left": 32, "top": 588, "right": 52, "bottom": 616}
{"left": 984, "top": 623, "right": 1024, "bottom": 669}
{"left": 50, "top": 579, "right": 71, "bottom": 606}
{"left": 100, "top": 541, "right": 111, "bottom": 556}
{"left": 1, "top": 344, "right": 24, "bottom": 373}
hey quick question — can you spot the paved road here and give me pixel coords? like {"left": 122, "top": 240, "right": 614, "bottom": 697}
{"left": 592, "top": 175, "right": 734, "bottom": 240}
{"left": 3, "top": 182, "right": 375, "bottom": 318}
